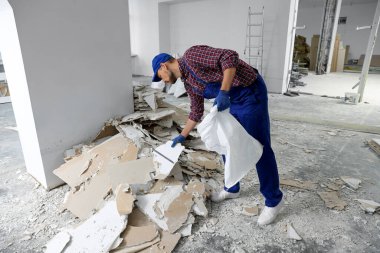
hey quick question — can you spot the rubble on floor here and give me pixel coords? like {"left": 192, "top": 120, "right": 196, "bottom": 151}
{"left": 46, "top": 84, "right": 220, "bottom": 253}
{"left": 286, "top": 223, "right": 302, "bottom": 241}
{"left": 367, "top": 138, "right": 380, "bottom": 156}
{"left": 355, "top": 199, "right": 380, "bottom": 214}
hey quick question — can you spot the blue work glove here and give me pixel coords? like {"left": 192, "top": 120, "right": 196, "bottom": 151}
{"left": 171, "top": 134, "right": 186, "bottom": 148}
{"left": 213, "top": 90, "right": 230, "bottom": 111}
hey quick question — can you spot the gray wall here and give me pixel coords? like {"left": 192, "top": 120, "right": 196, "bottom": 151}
{"left": 1, "top": 0, "right": 133, "bottom": 188}
{"left": 297, "top": 0, "right": 380, "bottom": 60}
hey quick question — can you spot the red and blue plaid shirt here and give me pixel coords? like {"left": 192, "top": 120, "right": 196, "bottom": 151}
{"left": 178, "top": 45, "right": 257, "bottom": 122}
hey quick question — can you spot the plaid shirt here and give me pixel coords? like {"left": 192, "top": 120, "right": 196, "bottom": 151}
{"left": 178, "top": 45, "right": 257, "bottom": 122}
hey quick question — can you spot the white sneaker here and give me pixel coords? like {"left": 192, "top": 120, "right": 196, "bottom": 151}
{"left": 257, "top": 199, "right": 284, "bottom": 226}
{"left": 211, "top": 189, "right": 240, "bottom": 202}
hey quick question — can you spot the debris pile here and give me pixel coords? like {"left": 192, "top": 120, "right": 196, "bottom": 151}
{"left": 45, "top": 84, "right": 222, "bottom": 252}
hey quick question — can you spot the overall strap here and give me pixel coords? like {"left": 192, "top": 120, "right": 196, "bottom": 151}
{"left": 182, "top": 58, "right": 209, "bottom": 86}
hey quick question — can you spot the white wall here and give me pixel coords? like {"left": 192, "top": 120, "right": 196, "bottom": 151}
{"left": 130, "top": 0, "right": 297, "bottom": 93}
{"left": 297, "top": 0, "right": 380, "bottom": 60}
{"left": 0, "top": 0, "right": 133, "bottom": 189}
{"left": 129, "top": 0, "right": 160, "bottom": 76}
{"left": 168, "top": 0, "right": 296, "bottom": 93}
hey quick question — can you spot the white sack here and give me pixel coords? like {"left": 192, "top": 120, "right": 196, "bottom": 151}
{"left": 197, "top": 106, "right": 263, "bottom": 188}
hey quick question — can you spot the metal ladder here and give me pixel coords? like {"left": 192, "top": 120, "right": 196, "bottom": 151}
{"left": 244, "top": 6, "right": 264, "bottom": 73}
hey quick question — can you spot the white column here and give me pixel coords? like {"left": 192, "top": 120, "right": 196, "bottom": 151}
{"left": 358, "top": 0, "right": 380, "bottom": 102}
{"left": 326, "top": 0, "right": 342, "bottom": 73}
{"left": 0, "top": 0, "right": 134, "bottom": 189}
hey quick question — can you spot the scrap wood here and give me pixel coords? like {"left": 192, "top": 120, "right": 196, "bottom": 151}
{"left": 280, "top": 179, "right": 317, "bottom": 190}
{"left": 354, "top": 199, "right": 380, "bottom": 214}
{"left": 318, "top": 191, "right": 347, "bottom": 211}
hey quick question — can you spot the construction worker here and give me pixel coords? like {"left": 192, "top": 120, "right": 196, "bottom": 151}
{"left": 151, "top": 45, "right": 283, "bottom": 226}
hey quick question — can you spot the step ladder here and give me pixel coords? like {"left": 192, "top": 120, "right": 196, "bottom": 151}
{"left": 244, "top": 6, "right": 264, "bottom": 73}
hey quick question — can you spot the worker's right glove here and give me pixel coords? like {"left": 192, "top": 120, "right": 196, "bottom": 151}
{"left": 213, "top": 90, "right": 230, "bottom": 111}
{"left": 171, "top": 134, "right": 186, "bottom": 148}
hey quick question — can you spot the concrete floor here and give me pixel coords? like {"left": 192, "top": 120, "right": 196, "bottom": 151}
{"left": 289, "top": 72, "right": 380, "bottom": 106}
{"left": 1, "top": 89, "right": 380, "bottom": 252}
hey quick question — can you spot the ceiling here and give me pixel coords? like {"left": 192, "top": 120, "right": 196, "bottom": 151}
{"left": 300, "top": 0, "right": 378, "bottom": 8}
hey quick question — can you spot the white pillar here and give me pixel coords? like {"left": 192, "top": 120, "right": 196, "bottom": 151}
{"left": 326, "top": 0, "right": 342, "bottom": 73}
{"left": 0, "top": 0, "right": 134, "bottom": 189}
{"left": 358, "top": 0, "right": 380, "bottom": 102}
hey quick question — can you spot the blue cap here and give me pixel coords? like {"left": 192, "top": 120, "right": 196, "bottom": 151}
{"left": 152, "top": 53, "right": 173, "bottom": 82}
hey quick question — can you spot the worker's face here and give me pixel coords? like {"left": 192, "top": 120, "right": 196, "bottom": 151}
{"left": 157, "top": 63, "right": 177, "bottom": 85}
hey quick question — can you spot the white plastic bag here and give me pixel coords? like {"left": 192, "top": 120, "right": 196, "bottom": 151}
{"left": 197, "top": 106, "right": 263, "bottom": 188}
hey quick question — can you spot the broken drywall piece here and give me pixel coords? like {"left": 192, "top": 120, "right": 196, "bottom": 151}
{"left": 121, "top": 112, "right": 145, "bottom": 123}
{"left": 340, "top": 176, "right": 361, "bottom": 190}
{"left": 156, "top": 116, "right": 174, "bottom": 129}
{"left": 192, "top": 196, "right": 208, "bottom": 217}
{"left": 325, "top": 182, "right": 340, "bottom": 191}
{"left": 280, "top": 179, "right": 317, "bottom": 190}
{"left": 45, "top": 231, "right": 71, "bottom": 253}
{"left": 144, "top": 94, "right": 158, "bottom": 111}
{"left": 167, "top": 83, "right": 177, "bottom": 95}
{"left": 153, "top": 141, "right": 184, "bottom": 180}
{"left": 169, "top": 163, "right": 184, "bottom": 181}
{"left": 287, "top": 223, "right": 302, "bottom": 241}
{"left": 355, "top": 199, "right": 380, "bottom": 214}
{"left": 176, "top": 215, "right": 195, "bottom": 237}
{"left": 115, "top": 184, "right": 135, "bottom": 215}
{"left": 242, "top": 206, "right": 259, "bottom": 217}
{"left": 111, "top": 224, "right": 159, "bottom": 253}
{"left": 108, "top": 157, "right": 155, "bottom": 194}
{"left": 54, "top": 134, "right": 137, "bottom": 188}
{"left": 157, "top": 231, "right": 181, "bottom": 253}
{"left": 186, "top": 151, "right": 220, "bottom": 170}
{"left": 63, "top": 169, "right": 111, "bottom": 220}
{"left": 58, "top": 201, "right": 127, "bottom": 253}
{"left": 149, "top": 178, "right": 184, "bottom": 194}
{"left": 93, "top": 123, "right": 119, "bottom": 142}
{"left": 127, "top": 208, "right": 153, "bottom": 227}
{"left": 116, "top": 125, "right": 145, "bottom": 148}
{"left": 318, "top": 191, "right": 347, "bottom": 211}
{"left": 136, "top": 192, "right": 168, "bottom": 231}
{"left": 174, "top": 79, "right": 186, "bottom": 98}
{"left": 137, "top": 185, "right": 193, "bottom": 233}
{"left": 145, "top": 109, "right": 176, "bottom": 121}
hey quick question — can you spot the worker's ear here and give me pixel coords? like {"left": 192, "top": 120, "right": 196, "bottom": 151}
{"left": 160, "top": 62, "right": 168, "bottom": 70}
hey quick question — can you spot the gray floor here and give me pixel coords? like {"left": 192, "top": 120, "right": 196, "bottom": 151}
{"left": 1, "top": 89, "right": 380, "bottom": 252}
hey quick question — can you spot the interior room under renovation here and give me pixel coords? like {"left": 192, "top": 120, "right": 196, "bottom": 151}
{"left": 0, "top": 0, "right": 379, "bottom": 252}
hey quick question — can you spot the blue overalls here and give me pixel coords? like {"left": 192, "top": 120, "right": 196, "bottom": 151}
{"left": 184, "top": 60, "right": 283, "bottom": 207}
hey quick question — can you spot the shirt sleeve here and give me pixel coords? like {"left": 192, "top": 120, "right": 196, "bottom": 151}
{"left": 220, "top": 49, "right": 239, "bottom": 72}
{"left": 184, "top": 82, "right": 204, "bottom": 122}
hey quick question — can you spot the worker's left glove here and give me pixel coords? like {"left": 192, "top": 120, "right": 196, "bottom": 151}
{"left": 171, "top": 134, "right": 186, "bottom": 148}
{"left": 213, "top": 90, "right": 230, "bottom": 111}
